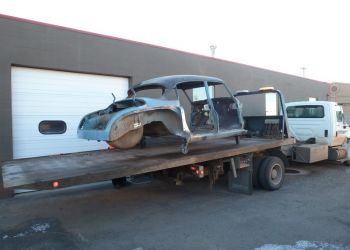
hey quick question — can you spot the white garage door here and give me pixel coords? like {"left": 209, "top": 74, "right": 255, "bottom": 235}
{"left": 11, "top": 67, "right": 129, "bottom": 159}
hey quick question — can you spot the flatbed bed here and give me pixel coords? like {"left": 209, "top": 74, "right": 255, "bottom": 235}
{"left": 1, "top": 137, "right": 294, "bottom": 193}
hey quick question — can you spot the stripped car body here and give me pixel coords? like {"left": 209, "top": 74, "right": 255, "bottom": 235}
{"left": 78, "top": 75, "right": 247, "bottom": 153}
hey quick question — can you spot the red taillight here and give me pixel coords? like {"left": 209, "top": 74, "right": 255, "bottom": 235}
{"left": 52, "top": 181, "right": 60, "bottom": 188}
{"left": 191, "top": 165, "right": 205, "bottom": 178}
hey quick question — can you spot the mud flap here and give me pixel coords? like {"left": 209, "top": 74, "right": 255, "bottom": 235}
{"left": 0, "top": 169, "right": 14, "bottom": 199}
{"left": 227, "top": 154, "right": 253, "bottom": 195}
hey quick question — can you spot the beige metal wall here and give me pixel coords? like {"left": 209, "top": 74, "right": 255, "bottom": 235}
{"left": 328, "top": 82, "right": 350, "bottom": 123}
{"left": 0, "top": 14, "right": 330, "bottom": 161}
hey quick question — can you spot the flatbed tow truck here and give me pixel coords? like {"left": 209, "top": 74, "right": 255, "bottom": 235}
{"left": 0, "top": 88, "right": 294, "bottom": 198}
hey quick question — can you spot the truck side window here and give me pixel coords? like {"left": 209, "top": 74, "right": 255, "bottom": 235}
{"left": 336, "top": 111, "right": 343, "bottom": 123}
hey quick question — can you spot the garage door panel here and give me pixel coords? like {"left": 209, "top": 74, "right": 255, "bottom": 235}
{"left": 12, "top": 78, "right": 125, "bottom": 91}
{"left": 12, "top": 118, "right": 103, "bottom": 138}
{"left": 13, "top": 96, "right": 117, "bottom": 109}
{"left": 11, "top": 67, "right": 128, "bottom": 159}
{"left": 12, "top": 106, "right": 110, "bottom": 115}
{"left": 12, "top": 89, "right": 123, "bottom": 98}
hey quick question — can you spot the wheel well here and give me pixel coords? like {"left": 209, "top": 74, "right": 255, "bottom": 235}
{"left": 109, "top": 109, "right": 184, "bottom": 141}
{"left": 144, "top": 121, "right": 171, "bottom": 136}
{"left": 266, "top": 149, "right": 289, "bottom": 167}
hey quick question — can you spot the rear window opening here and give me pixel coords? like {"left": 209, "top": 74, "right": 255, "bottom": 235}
{"left": 287, "top": 105, "right": 324, "bottom": 118}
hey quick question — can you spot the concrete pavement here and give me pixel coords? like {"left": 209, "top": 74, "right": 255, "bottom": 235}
{"left": 0, "top": 162, "right": 349, "bottom": 250}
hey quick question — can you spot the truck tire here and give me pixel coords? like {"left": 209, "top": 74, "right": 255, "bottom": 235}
{"left": 344, "top": 160, "right": 350, "bottom": 166}
{"left": 252, "top": 156, "right": 266, "bottom": 188}
{"left": 112, "top": 177, "right": 128, "bottom": 188}
{"left": 258, "top": 156, "right": 285, "bottom": 191}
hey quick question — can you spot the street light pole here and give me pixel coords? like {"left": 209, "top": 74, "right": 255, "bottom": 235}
{"left": 210, "top": 44, "right": 217, "bottom": 57}
{"left": 301, "top": 67, "right": 306, "bottom": 77}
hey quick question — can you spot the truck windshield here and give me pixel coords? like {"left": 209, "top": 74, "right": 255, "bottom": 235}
{"left": 287, "top": 105, "right": 324, "bottom": 118}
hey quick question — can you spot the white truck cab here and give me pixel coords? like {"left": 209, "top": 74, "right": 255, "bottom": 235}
{"left": 285, "top": 101, "right": 350, "bottom": 165}
{"left": 286, "top": 101, "right": 349, "bottom": 146}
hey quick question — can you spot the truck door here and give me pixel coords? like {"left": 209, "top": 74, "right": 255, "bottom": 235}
{"left": 333, "top": 104, "right": 348, "bottom": 145}
{"left": 208, "top": 82, "right": 243, "bottom": 131}
{"left": 188, "top": 82, "right": 218, "bottom": 133}
{"left": 335, "top": 105, "right": 345, "bottom": 128}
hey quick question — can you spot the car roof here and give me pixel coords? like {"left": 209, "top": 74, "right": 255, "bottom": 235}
{"left": 132, "top": 75, "right": 225, "bottom": 92}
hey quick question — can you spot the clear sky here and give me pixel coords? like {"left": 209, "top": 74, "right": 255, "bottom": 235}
{"left": 1, "top": 0, "right": 349, "bottom": 83}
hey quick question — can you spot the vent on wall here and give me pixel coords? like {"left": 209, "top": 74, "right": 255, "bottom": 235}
{"left": 329, "top": 83, "right": 340, "bottom": 101}
{"left": 330, "top": 84, "right": 339, "bottom": 94}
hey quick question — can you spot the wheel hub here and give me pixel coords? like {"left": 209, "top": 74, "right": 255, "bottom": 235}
{"left": 270, "top": 164, "right": 282, "bottom": 184}
{"left": 271, "top": 169, "right": 278, "bottom": 179}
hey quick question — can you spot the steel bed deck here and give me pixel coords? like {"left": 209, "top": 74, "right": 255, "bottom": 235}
{"left": 1, "top": 137, "right": 294, "bottom": 191}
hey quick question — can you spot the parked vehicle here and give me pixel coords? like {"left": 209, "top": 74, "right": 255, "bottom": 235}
{"left": 285, "top": 101, "right": 350, "bottom": 165}
{"left": 1, "top": 85, "right": 295, "bottom": 198}
{"left": 77, "top": 75, "right": 247, "bottom": 153}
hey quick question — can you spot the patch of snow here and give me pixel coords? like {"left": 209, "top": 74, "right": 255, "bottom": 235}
{"left": 255, "top": 240, "right": 348, "bottom": 250}
{"left": 31, "top": 223, "right": 50, "bottom": 233}
{"left": 1, "top": 222, "right": 51, "bottom": 240}
{"left": 75, "top": 232, "right": 88, "bottom": 242}
{"left": 13, "top": 232, "right": 27, "bottom": 238}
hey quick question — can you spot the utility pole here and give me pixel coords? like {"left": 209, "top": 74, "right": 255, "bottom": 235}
{"left": 301, "top": 66, "right": 306, "bottom": 77}
{"left": 210, "top": 44, "right": 217, "bottom": 57}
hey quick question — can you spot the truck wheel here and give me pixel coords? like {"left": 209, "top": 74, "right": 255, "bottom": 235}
{"left": 108, "top": 127, "right": 144, "bottom": 149}
{"left": 252, "top": 156, "right": 266, "bottom": 188}
{"left": 258, "top": 156, "right": 285, "bottom": 191}
{"left": 112, "top": 177, "right": 128, "bottom": 188}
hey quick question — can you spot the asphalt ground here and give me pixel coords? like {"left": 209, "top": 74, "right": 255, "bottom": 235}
{"left": 0, "top": 162, "right": 349, "bottom": 250}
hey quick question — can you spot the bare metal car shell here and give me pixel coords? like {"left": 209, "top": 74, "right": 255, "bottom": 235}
{"left": 78, "top": 75, "right": 246, "bottom": 153}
